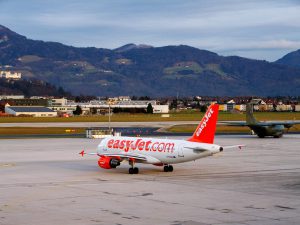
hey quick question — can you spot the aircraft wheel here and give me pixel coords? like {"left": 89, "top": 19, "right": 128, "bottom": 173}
{"left": 133, "top": 167, "right": 139, "bottom": 174}
{"left": 164, "top": 165, "right": 169, "bottom": 172}
{"left": 164, "top": 165, "right": 173, "bottom": 172}
{"left": 258, "top": 135, "right": 265, "bottom": 138}
{"left": 129, "top": 168, "right": 134, "bottom": 174}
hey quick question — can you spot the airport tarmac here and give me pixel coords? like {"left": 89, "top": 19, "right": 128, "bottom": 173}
{"left": 0, "top": 135, "right": 300, "bottom": 225}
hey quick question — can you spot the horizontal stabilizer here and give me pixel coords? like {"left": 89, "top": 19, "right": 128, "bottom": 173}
{"left": 79, "top": 150, "right": 98, "bottom": 157}
{"left": 222, "top": 145, "right": 245, "bottom": 150}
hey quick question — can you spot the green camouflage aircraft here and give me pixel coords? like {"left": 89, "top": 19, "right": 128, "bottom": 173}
{"left": 223, "top": 103, "right": 299, "bottom": 138}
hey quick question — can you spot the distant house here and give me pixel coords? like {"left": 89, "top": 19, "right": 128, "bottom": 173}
{"left": 234, "top": 104, "right": 246, "bottom": 112}
{"left": 219, "top": 104, "right": 227, "bottom": 111}
{"left": 5, "top": 106, "right": 57, "bottom": 117}
{"left": 0, "top": 95, "right": 25, "bottom": 100}
{"left": 152, "top": 105, "right": 169, "bottom": 113}
{"left": 276, "top": 104, "right": 293, "bottom": 112}
{"left": 0, "top": 71, "right": 21, "bottom": 80}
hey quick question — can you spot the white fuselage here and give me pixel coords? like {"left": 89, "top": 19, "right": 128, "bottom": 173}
{"left": 97, "top": 136, "right": 222, "bottom": 164}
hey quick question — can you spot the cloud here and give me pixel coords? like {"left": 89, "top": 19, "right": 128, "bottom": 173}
{"left": 0, "top": 0, "right": 300, "bottom": 61}
{"left": 240, "top": 40, "right": 300, "bottom": 50}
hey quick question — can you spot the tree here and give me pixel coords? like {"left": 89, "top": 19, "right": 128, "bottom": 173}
{"left": 146, "top": 103, "right": 154, "bottom": 114}
{"left": 200, "top": 105, "right": 207, "bottom": 112}
{"left": 139, "top": 96, "right": 150, "bottom": 100}
{"left": 170, "top": 99, "right": 177, "bottom": 110}
{"left": 73, "top": 105, "right": 82, "bottom": 115}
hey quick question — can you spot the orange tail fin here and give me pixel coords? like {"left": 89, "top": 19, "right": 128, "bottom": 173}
{"left": 187, "top": 103, "right": 219, "bottom": 144}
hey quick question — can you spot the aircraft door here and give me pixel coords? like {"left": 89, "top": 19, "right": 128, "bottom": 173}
{"left": 178, "top": 144, "right": 184, "bottom": 158}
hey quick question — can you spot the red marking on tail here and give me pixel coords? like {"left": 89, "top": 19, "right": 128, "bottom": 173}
{"left": 187, "top": 103, "right": 219, "bottom": 144}
{"left": 79, "top": 150, "right": 85, "bottom": 157}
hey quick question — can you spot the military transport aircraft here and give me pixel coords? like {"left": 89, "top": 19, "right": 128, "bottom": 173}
{"left": 222, "top": 103, "right": 300, "bottom": 138}
{"left": 79, "top": 103, "right": 243, "bottom": 174}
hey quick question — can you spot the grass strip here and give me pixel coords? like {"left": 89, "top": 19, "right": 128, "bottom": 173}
{"left": 0, "top": 112, "right": 299, "bottom": 123}
{"left": 167, "top": 124, "right": 300, "bottom": 133}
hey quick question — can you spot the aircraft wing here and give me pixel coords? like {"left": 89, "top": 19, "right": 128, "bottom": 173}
{"left": 99, "top": 152, "right": 162, "bottom": 164}
{"left": 220, "top": 121, "right": 300, "bottom": 128}
{"left": 254, "top": 121, "right": 300, "bottom": 128}
{"left": 219, "top": 121, "right": 248, "bottom": 126}
{"left": 79, "top": 150, "right": 161, "bottom": 164}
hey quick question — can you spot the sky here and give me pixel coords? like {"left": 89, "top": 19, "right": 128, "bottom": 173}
{"left": 0, "top": 0, "right": 300, "bottom": 61}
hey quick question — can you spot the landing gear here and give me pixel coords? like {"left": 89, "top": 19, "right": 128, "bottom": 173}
{"left": 128, "top": 160, "right": 139, "bottom": 174}
{"left": 129, "top": 167, "right": 139, "bottom": 174}
{"left": 163, "top": 165, "right": 173, "bottom": 172}
{"left": 274, "top": 134, "right": 282, "bottom": 138}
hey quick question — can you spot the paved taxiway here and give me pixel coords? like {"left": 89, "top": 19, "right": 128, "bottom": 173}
{"left": 0, "top": 121, "right": 198, "bottom": 128}
{"left": 1, "top": 121, "right": 300, "bottom": 128}
{"left": 0, "top": 135, "right": 300, "bottom": 225}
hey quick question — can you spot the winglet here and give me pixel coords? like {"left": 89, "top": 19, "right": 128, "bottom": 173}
{"left": 79, "top": 150, "right": 85, "bottom": 157}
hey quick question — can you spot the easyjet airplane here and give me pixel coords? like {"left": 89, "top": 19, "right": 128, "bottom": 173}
{"left": 80, "top": 104, "right": 244, "bottom": 174}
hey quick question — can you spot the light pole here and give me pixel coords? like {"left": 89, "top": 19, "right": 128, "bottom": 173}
{"left": 108, "top": 103, "right": 111, "bottom": 133}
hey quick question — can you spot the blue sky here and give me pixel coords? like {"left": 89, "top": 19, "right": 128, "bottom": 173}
{"left": 1, "top": 0, "right": 300, "bottom": 61}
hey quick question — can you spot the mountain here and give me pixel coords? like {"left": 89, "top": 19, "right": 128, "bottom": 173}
{"left": 275, "top": 49, "right": 300, "bottom": 68}
{"left": 0, "top": 78, "right": 69, "bottom": 97}
{"left": 114, "top": 43, "right": 153, "bottom": 52}
{"left": 1, "top": 24, "right": 300, "bottom": 96}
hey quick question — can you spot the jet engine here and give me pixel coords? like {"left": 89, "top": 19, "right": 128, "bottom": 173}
{"left": 98, "top": 156, "right": 120, "bottom": 169}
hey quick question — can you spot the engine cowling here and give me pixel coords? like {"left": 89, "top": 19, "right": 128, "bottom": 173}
{"left": 98, "top": 156, "right": 120, "bottom": 169}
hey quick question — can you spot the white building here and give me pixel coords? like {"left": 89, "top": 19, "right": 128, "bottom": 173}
{"left": 153, "top": 105, "right": 169, "bottom": 113}
{"left": 0, "top": 71, "right": 22, "bottom": 80}
{"left": 0, "top": 95, "right": 24, "bottom": 100}
{"left": 276, "top": 104, "right": 293, "bottom": 111}
{"left": 50, "top": 98, "right": 68, "bottom": 106}
{"left": 5, "top": 106, "right": 57, "bottom": 117}
{"left": 59, "top": 100, "right": 169, "bottom": 114}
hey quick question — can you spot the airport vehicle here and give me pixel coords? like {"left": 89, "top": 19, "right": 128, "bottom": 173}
{"left": 222, "top": 103, "right": 300, "bottom": 138}
{"left": 80, "top": 104, "right": 243, "bottom": 174}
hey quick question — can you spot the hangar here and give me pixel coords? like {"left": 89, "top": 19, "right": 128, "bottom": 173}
{"left": 5, "top": 106, "right": 57, "bottom": 117}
